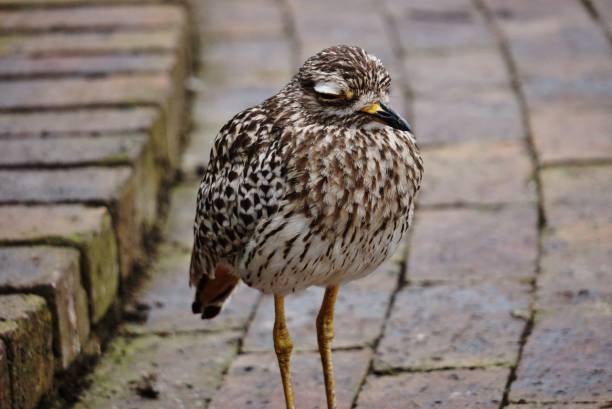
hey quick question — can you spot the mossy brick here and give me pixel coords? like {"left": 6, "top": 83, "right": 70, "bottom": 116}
{"left": 0, "top": 294, "right": 53, "bottom": 409}
{"left": 74, "top": 331, "right": 240, "bottom": 409}
{"left": 0, "top": 54, "right": 175, "bottom": 78}
{"left": 420, "top": 140, "right": 535, "bottom": 206}
{"left": 375, "top": 281, "right": 530, "bottom": 371}
{"left": 0, "top": 28, "right": 183, "bottom": 57}
{"left": 0, "top": 205, "right": 119, "bottom": 323}
{"left": 0, "top": 108, "right": 157, "bottom": 138}
{"left": 0, "top": 340, "right": 9, "bottom": 409}
{"left": 0, "top": 166, "right": 154, "bottom": 280}
{"left": 0, "top": 5, "right": 185, "bottom": 32}
{"left": 208, "top": 349, "right": 371, "bottom": 409}
{"left": 356, "top": 368, "right": 508, "bottom": 409}
{"left": 0, "top": 246, "right": 90, "bottom": 370}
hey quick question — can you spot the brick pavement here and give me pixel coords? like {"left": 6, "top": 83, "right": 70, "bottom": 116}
{"left": 7, "top": 0, "right": 609, "bottom": 408}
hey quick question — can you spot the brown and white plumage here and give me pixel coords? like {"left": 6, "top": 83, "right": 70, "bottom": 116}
{"left": 190, "top": 45, "right": 422, "bottom": 319}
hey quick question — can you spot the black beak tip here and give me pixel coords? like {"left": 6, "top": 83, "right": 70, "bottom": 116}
{"left": 201, "top": 305, "right": 222, "bottom": 319}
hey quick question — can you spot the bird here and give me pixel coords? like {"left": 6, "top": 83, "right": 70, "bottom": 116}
{"left": 189, "top": 45, "right": 423, "bottom": 409}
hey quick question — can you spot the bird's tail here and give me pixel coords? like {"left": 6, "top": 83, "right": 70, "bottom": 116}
{"left": 190, "top": 252, "right": 239, "bottom": 320}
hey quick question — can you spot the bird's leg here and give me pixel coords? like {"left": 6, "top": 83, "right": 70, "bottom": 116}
{"left": 316, "top": 285, "right": 339, "bottom": 409}
{"left": 273, "top": 295, "right": 295, "bottom": 409}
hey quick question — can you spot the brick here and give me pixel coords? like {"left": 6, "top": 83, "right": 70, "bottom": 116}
{"left": 375, "top": 281, "right": 529, "bottom": 371}
{"left": 1, "top": 134, "right": 160, "bottom": 232}
{"left": 394, "top": 6, "right": 494, "bottom": 54}
{"left": 0, "top": 340, "right": 9, "bottom": 409}
{"left": 0, "top": 75, "right": 171, "bottom": 110}
{"left": 161, "top": 181, "right": 200, "bottom": 251}
{"left": 0, "top": 167, "right": 144, "bottom": 277}
{"left": 74, "top": 332, "right": 240, "bottom": 409}
{"left": 0, "top": 108, "right": 158, "bottom": 138}
{"left": 539, "top": 222, "right": 612, "bottom": 310}
{"left": 244, "top": 259, "right": 401, "bottom": 352}
{"left": 0, "top": 246, "right": 89, "bottom": 369}
{"left": 510, "top": 306, "right": 612, "bottom": 403}
{"left": 192, "top": 85, "right": 279, "bottom": 125}
{"left": 531, "top": 102, "right": 612, "bottom": 164}
{"left": 0, "top": 54, "right": 176, "bottom": 78}
{"left": 541, "top": 166, "right": 612, "bottom": 227}
{"left": 123, "top": 245, "right": 260, "bottom": 335}
{"left": 409, "top": 206, "right": 537, "bottom": 282}
{"left": 294, "top": 9, "right": 394, "bottom": 64}
{"left": 0, "top": 134, "right": 148, "bottom": 167}
{"left": 0, "top": 5, "right": 185, "bottom": 32}
{"left": 420, "top": 140, "right": 535, "bottom": 206}
{"left": 356, "top": 368, "right": 508, "bottom": 409}
{"left": 0, "top": 109, "right": 173, "bottom": 180}
{"left": 405, "top": 49, "right": 509, "bottom": 96}
{"left": 196, "top": 0, "right": 284, "bottom": 39}
{"left": 208, "top": 349, "right": 371, "bottom": 409}
{"left": 0, "top": 205, "right": 119, "bottom": 323}
{"left": 414, "top": 88, "right": 523, "bottom": 145}
{"left": 0, "top": 294, "right": 53, "bottom": 409}
{"left": 200, "top": 38, "right": 291, "bottom": 89}
{"left": 0, "top": 29, "right": 182, "bottom": 57}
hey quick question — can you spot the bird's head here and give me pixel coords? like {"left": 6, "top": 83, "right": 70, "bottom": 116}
{"left": 291, "top": 45, "right": 411, "bottom": 132}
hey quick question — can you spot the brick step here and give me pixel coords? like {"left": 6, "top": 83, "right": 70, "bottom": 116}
{"left": 0, "top": 1, "right": 191, "bottom": 408}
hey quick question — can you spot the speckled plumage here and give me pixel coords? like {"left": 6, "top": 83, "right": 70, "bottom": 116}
{"left": 190, "top": 45, "right": 422, "bottom": 309}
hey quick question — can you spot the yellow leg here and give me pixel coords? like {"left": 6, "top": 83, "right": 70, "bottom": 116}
{"left": 274, "top": 295, "right": 295, "bottom": 409}
{"left": 316, "top": 286, "right": 339, "bottom": 409}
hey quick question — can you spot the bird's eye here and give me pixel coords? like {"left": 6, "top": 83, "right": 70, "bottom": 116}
{"left": 313, "top": 82, "right": 352, "bottom": 102}
{"left": 315, "top": 91, "right": 344, "bottom": 101}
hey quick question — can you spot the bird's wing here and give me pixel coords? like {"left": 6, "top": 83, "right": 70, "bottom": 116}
{"left": 190, "top": 106, "right": 287, "bottom": 286}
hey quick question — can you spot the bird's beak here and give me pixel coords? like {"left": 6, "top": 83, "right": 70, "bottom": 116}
{"left": 360, "top": 102, "right": 412, "bottom": 132}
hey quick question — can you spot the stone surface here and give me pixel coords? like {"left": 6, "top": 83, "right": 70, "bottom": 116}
{"left": 408, "top": 206, "right": 537, "bottom": 282}
{"left": 539, "top": 222, "right": 612, "bottom": 310}
{"left": 357, "top": 368, "right": 508, "bottom": 409}
{"left": 0, "top": 340, "right": 9, "bottom": 409}
{"left": 395, "top": 5, "right": 495, "bottom": 53}
{"left": 375, "top": 281, "right": 529, "bottom": 371}
{"left": 420, "top": 140, "right": 535, "bottom": 206}
{"left": 74, "top": 331, "right": 240, "bottom": 409}
{"left": 123, "top": 246, "right": 260, "bottom": 335}
{"left": 161, "top": 182, "right": 199, "bottom": 251}
{"left": 0, "top": 75, "right": 171, "bottom": 110}
{"left": 0, "top": 205, "right": 119, "bottom": 323}
{"left": 244, "top": 259, "right": 401, "bottom": 352}
{"left": 414, "top": 88, "right": 523, "bottom": 145}
{"left": 0, "top": 5, "right": 184, "bottom": 32}
{"left": 208, "top": 349, "right": 372, "bottom": 409}
{"left": 541, "top": 166, "right": 612, "bottom": 228}
{"left": 0, "top": 294, "right": 53, "bottom": 409}
{"left": 405, "top": 49, "right": 509, "bottom": 96}
{"left": 531, "top": 102, "right": 612, "bottom": 164}
{"left": 509, "top": 305, "right": 612, "bottom": 403}
{"left": 506, "top": 405, "right": 600, "bottom": 409}
{"left": 0, "top": 246, "right": 90, "bottom": 369}
{"left": 0, "top": 108, "right": 158, "bottom": 138}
